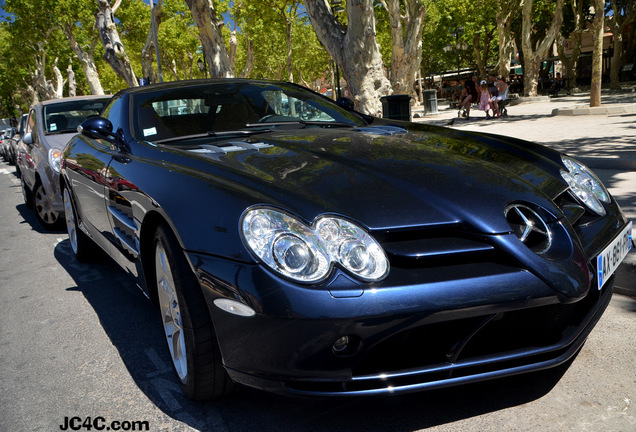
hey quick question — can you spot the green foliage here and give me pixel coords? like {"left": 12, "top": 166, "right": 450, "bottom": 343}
{"left": 232, "top": 0, "right": 329, "bottom": 84}
{"left": 0, "top": 0, "right": 594, "bottom": 111}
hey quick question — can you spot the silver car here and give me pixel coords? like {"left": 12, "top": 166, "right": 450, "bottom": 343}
{"left": 6, "top": 114, "right": 29, "bottom": 166}
{"left": 18, "top": 95, "right": 110, "bottom": 229}
{"left": 1, "top": 127, "right": 16, "bottom": 163}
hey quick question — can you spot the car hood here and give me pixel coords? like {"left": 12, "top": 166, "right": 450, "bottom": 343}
{"left": 172, "top": 125, "right": 568, "bottom": 234}
{"left": 43, "top": 132, "right": 78, "bottom": 150}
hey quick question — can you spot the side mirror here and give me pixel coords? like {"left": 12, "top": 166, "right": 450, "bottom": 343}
{"left": 79, "top": 117, "right": 115, "bottom": 141}
{"left": 23, "top": 132, "right": 33, "bottom": 145}
{"left": 336, "top": 97, "right": 355, "bottom": 111}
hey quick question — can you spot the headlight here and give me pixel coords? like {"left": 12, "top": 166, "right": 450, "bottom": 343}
{"left": 241, "top": 207, "right": 389, "bottom": 283}
{"left": 49, "top": 149, "right": 63, "bottom": 173}
{"left": 560, "top": 155, "right": 610, "bottom": 216}
{"left": 315, "top": 217, "right": 388, "bottom": 281}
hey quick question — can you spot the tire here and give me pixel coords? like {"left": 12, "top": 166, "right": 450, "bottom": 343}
{"left": 63, "top": 187, "right": 94, "bottom": 261}
{"left": 153, "top": 224, "right": 233, "bottom": 400}
{"left": 33, "top": 180, "right": 61, "bottom": 229}
{"left": 20, "top": 176, "right": 33, "bottom": 208}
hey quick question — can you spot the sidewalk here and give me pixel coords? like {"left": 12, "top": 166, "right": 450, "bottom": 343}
{"left": 412, "top": 88, "right": 636, "bottom": 297}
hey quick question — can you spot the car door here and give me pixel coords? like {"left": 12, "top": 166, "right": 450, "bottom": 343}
{"left": 20, "top": 109, "right": 38, "bottom": 191}
{"left": 64, "top": 99, "right": 124, "bottom": 254}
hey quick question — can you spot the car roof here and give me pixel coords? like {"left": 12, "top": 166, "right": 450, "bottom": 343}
{"left": 113, "top": 78, "right": 290, "bottom": 98}
{"left": 37, "top": 94, "right": 111, "bottom": 108}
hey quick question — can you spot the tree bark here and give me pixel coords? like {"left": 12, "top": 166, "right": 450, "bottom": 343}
{"left": 141, "top": 0, "right": 163, "bottom": 84}
{"left": 305, "top": 0, "right": 391, "bottom": 116}
{"left": 496, "top": 0, "right": 519, "bottom": 80}
{"left": 239, "top": 38, "right": 255, "bottom": 78}
{"left": 95, "top": 0, "right": 138, "bottom": 88}
{"left": 63, "top": 24, "right": 105, "bottom": 95}
{"left": 184, "top": 0, "right": 233, "bottom": 78}
{"left": 33, "top": 46, "right": 53, "bottom": 101}
{"left": 380, "top": 0, "right": 426, "bottom": 99}
{"left": 51, "top": 58, "right": 66, "bottom": 99}
{"left": 607, "top": 0, "right": 636, "bottom": 90}
{"left": 590, "top": 0, "right": 604, "bottom": 107}
{"left": 229, "top": 30, "right": 238, "bottom": 72}
{"left": 67, "top": 63, "right": 76, "bottom": 97}
{"left": 520, "top": 0, "right": 565, "bottom": 96}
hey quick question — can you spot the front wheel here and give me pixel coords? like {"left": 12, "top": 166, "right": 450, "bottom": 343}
{"left": 154, "top": 224, "right": 233, "bottom": 400}
{"left": 63, "top": 187, "right": 94, "bottom": 261}
{"left": 33, "top": 181, "right": 61, "bottom": 229}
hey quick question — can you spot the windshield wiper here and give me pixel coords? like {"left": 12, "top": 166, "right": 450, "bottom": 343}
{"left": 244, "top": 120, "right": 354, "bottom": 129}
{"left": 154, "top": 129, "right": 273, "bottom": 144}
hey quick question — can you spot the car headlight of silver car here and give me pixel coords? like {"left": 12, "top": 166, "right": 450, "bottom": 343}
{"left": 49, "top": 148, "right": 63, "bottom": 173}
{"left": 241, "top": 207, "right": 389, "bottom": 283}
{"left": 560, "top": 155, "right": 610, "bottom": 216}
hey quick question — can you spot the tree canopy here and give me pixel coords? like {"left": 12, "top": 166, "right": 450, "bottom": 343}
{"left": 0, "top": 0, "right": 631, "bottom": 117}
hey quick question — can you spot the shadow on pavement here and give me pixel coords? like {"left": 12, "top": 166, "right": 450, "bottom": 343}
{"left": 15, "top": 202, "right": 66, "bottom": 235}
{"left": 53, "top": 239, "right": 576, "bottom": 431}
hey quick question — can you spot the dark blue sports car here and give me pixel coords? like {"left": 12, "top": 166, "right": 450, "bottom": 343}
{"left": 60, "top": 79, "right": 632, "bottom": 400}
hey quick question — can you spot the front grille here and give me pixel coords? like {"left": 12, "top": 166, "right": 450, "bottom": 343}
{"left": 284, "top": 284, "right": 610, "bottom": 396}
{"left": 353, "top": 291, "right": 593, "bottom": 377}
{"left": 378, "top": 227, "right": 511, "bottom": 270}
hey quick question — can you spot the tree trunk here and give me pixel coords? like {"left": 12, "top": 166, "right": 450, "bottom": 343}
{"left": 285, "top": 19, "right": 293, "bottom": 82}
{"left": 590, "top": 0, "right": 604, "bottom": 107}
{"left": 607, "top": 0, "right": 636, "bottom": 90}
{"left": 63, "top": 24, "right": 105, "bottom": 95}
{"left": 229, "top": 30, "right": 238, "bottom": 72}
{"left": 239, "top": 38, "right": 255, "bottom": 78}
{"left": 184, "top": 0, "right": 233, "bottom": 78}
{"left": 557, "top": 0, "right": 583, "bottom": 89}
{"left": 34, "top": 47, "right": 54, "bottom": 100}
{"left": 51, "top": 58, "right": 65, "bottom": 99}
{"left": 609, "top": 35, "right": 622, "bottom": 90}
{"left": 381, "top": 0, "right": 426, "bottom": 99}
{"left": 496, "top": 0, "right": 519, "bottom": 80}
{"left": 305, "top": 0, "right": 391, "bottom": 116}
{"left": 141, "top": 0, "right": 163, "bottom": 84}
{"left": 95, "top": 0, "right": 138, "bottom": 88}
{"left": 67, "top": 63, "right": 76, "bottom": 97}
{"left": 557, "top": 32, "right": 581, "bottom": 89}
{"left": 520, "top": 0, "right": 565, "bottom": 96}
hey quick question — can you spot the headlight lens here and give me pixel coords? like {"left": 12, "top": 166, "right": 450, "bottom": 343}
{"left": 560, "top": 155, "right": 609, "bottom": 216}
{"left": 315, "top": 217, "right": 388, "bottom": 281}
{"left": 241, "top": 208, "right": 389, "bottom": 283}
{"left": 49, "top": 149, "right": 63, "bottom": 173}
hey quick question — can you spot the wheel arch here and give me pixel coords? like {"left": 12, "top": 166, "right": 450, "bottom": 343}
{"left": 139, "top": 211, "right": 195, "bottom": 308}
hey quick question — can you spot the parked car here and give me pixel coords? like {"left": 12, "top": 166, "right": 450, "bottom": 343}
{"left": 61, "top": 79, "right": 632, "bottom": 400}
{"left": 18, "top": 95, "right": 110, "bottom": 229}
{"left": 6, "top": 114, "right": 29, "bottom": 166}
{"left": 1, "top": 127, "right": 16, "bottom": 163}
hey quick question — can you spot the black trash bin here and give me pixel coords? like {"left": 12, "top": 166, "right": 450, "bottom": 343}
{"left": 423, "top": 89, "right": 438, "bottom": 115}
{"left": 380, "top": 95, "right": 411, "bottom": 121}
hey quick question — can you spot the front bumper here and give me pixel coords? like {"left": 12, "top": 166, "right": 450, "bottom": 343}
{"left": 189, "top": 241, "right": 616, "bottom": 397}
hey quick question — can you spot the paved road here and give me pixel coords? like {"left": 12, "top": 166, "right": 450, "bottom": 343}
{"left": 1, "top": 92, "right": 635, "bottom": 431}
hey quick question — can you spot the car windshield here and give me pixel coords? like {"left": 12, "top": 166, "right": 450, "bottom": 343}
{"left": 131, "top": 81, "right": 367, "bottom": 144}
{"left": 44, "top": 99, "right": 109, "bottom": 134}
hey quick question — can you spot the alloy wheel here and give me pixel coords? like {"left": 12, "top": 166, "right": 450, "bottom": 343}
{"left": 63, "top": 189, "right": 78, "bottom": 255}
{"left": 34, "top": 183, "right": 59, "bottom": 225}
{"left": 155, "top": 241, "right": 188, "bottom": 383}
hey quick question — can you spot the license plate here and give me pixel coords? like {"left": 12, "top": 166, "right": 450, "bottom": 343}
{"left": 596, "top": 221, "right": 632, "bottom": 290}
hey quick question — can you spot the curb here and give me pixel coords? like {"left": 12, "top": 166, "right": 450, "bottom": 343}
{"left": 552, "top": 103, "right": 636, "bottom": 116}
{"left": 615, "top": 251, "right": 636, "bottom": 298}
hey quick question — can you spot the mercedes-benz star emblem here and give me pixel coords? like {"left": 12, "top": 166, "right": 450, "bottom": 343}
{"left": 505, "top": 204, "right": 552, "bottom": 254}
